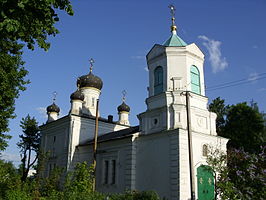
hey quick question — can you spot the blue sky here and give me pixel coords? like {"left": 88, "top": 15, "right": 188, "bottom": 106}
{"left": 1, "top": 0, "right": 266, "bottom": 164}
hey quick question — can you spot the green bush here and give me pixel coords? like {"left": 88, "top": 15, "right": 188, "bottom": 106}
{"left": 0, "top": 160, "right": 162, "bottom": 200}
{"left": 5, "top": 190, "right": 30, "bottom": 200}
{"left": 0, "top": 160, "right": 22, "bottom": 199}
{"left": 110, "top": 190, "right": 161, "bottom": 200}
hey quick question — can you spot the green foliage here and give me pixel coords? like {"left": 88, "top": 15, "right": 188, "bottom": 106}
{"left": 0, "top": 159, "right": 21, "bottom": 199}
{"left": 0, "top": 53, "right": 27, "bottom": 151}
{"left": 64, "top": 162, "right": 94, "bottom": 194}
{"left": 41, "top": 167, "right": 64, "bottom": 197}
{"left": 0, "top": 0, "right": 73, "bottom": 52}
{"left": 0, "top": 160, "right": 161, "bottom": 200}
{"left": 208, "top": 97, "right": 229, "bottom": 135}
{"left": 209, "top": 98, "right": 265, "bottom": 153}
{"left": 18, "top": 115, "right": 40, "bottom": 152}
{"left": 207, "top": 146, "right": 266, "bottom": 200}
{"left": 17, "top": 115, "right": 40, "bottom": 181}
{"left": 5, "top": 189, "right": 30, "bottom": 200}
{"left": 223, "top": 103, "right": 265, "bottom": 153}
{"left": 0, "top": 0, "right": 73, "bottom": 151}
{"left": 110, "top": 191, "right": 161, "bottom": 200}
{"left": 62, "top": 162, "right": 106, "bottom": 200}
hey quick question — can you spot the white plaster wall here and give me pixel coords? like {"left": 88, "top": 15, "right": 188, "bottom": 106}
{"left": 166, "top": 48, "right": 188, "bottom": 92}
{"left": 67, "top": 115, "right": 129, "bottom": 170}
{"left": 72, "top": 137, "right": 135, "bottom": 194}
{"left": 135, "top": 131, "right": 173, "bottom": 200}
{"left": 178, "top": 129, "right": 228, "bottom": 200}
{"left": 138, "top": 106, "right": 167, "bottom": 134}
{"left": 140, "top": 91, "right": 217, "bottom": 136}
{"left": 146, "top": 44, "right": 205, "bottom": 97}
{"left": 40, "top": 117, "right": 70, "bottom": 176}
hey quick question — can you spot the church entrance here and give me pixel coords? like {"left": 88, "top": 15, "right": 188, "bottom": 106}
{"left": 197, "top": 165, "right": 215, "bottom": 200}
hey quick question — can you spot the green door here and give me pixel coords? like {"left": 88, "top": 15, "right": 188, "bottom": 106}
{"left": 197, "top": 165, "right": 215, "bottom": 200}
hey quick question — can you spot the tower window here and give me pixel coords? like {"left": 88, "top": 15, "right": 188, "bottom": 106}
{"left": 190, "top": 65, "right": 200, "bottom": 94}
{"left": 154, "top": 66, "right": 163, "bottom": 95}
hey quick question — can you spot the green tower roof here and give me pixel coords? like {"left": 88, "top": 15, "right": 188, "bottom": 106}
{"left": 163, "top": 33, "right": 187, "bottom": 47}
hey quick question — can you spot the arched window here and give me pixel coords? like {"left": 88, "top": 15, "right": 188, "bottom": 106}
{"left": 154, "top": 66, "right": 163, "bottom": 95}
{"left": 202, "top": 144, "right": 208, "bottom": 157}
{"left": 191, "top": 65, "right": 200, "bottom": 94}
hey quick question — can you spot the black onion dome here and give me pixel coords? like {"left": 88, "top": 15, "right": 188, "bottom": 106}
{"left": 77, "top": 72, "right": 103, "bottom": 90}
{"left": 117, "top": 102, "right": 130, "bottom": 113}
{"left": 47, "top": 103, "right": 60, "bottom": 113}
{"left": 70, "top": 90, "right": 84, "bottom": 101}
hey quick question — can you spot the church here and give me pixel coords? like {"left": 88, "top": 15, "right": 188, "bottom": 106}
{"left": 40, "top": 6, "right": 228, "bottom": 200}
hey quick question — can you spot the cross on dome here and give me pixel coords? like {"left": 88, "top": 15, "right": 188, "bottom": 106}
{"left": 89, "top": 58, "right": 95, "bottom": 72}
{"left": 52, "top": 91, "right": 57, "bottom": 103}
{"left": 122, "top": 90, "right": 127, "bottom": 102}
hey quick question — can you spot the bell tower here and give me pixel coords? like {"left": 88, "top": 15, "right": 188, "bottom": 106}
{"left": 138, "top": 6, "right": 216, "bottom": 136}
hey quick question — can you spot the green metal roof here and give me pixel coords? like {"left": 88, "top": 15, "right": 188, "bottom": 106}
{"left": 163, "top": 33, "right": 187, "bottom": 47}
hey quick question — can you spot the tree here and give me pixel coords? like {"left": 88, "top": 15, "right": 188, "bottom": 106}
{"left": 17, "top": 115, "right": 40, "bottom": 181}
{"left": 223, "top": 103, "right": 265, "bottom": 153}
{"left": 0, "top": 0, "right": 73, "bottom": 151}
{"left": 0, "top": 159, "right": 21, "bottom": 198}
{"left": 209, "top": 98, "right": 265, "bottom": 153}
{"left": 206, "top": 146, "right": 266, "bottom": 200}
{"left": 208, "top": 97, "right": 230, "bottom": 135}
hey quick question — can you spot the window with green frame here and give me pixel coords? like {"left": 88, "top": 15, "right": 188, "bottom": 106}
{"left": 191, "top": 65, "right": 200, "bottom": 94}
{"left": 154, "top": 66, "right": 163, "bottom": 95}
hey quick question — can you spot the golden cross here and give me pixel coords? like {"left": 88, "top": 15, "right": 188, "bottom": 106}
{"left": 168, "top": 4, "right": 176, "bottom": 26}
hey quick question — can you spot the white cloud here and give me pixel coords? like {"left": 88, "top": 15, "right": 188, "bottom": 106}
{"left": 36, "top": 107, "right": 47, "bottom": 119}
{"left": 258, "top": 88, "right": 266, "bottom": 92}
{"left": 0, "top": 152, "right": 21, "bottom": 163}
{"left": 198, "top": 35, "right": 228, "bottom": 73}
{"left": 252, "top": 45, "right": 258, "bottom": 49}
{"left": 131, "top": 55, "right": 145, "bottom": 60}
{"left": 144, "top": 66, "right": 148, "bottom": 72}
{"left": 248, "top": 72, "right": 259, "bottom": 82}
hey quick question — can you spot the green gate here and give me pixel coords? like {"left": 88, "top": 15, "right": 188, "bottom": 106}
{"left": 197, "top": 165, "right": 215, "bottom": 200}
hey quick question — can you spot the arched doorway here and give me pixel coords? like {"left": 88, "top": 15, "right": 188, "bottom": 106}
{"left": 197, "top": 165, "right": 215, "bottom": 200}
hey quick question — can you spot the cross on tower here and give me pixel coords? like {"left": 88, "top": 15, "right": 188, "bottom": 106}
{"left": 89, "top": 58, "right": 95, "bottom": 72}
{"left": 52, "top": 91, "right": 57, "bottom": 103}
{"left": 168, "top": 4, "right": 176, "bottom": 26}
{"left": 122, "top": 90, "right": 127, "bottom": 102}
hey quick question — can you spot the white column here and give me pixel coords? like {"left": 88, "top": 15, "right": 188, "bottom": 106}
{"left": 70, "top": 100, "right": 83, "bottom": 115}
{"left": 118, "top": 111, "right": 130, "bottom": 125}
{"left": 47, "top": 112, "right": 58, "bottom": 123}
{"left": 80, "top": 87, "right": 101, "bottom": 116}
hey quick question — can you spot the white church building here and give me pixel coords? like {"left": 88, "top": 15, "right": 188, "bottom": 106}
{"left": 40, "top": 6, "right": 228, "bottom": 200}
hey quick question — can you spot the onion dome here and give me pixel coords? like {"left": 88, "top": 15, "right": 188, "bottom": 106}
{"left": 47, "top": 103, "right": 60, "bottom": 113}
{"left": 117, "top": 102, "right": 130, "bottom": 113}
{"left": 77, "top": 72, "right": 103, "bottom": 90}
{"left": 70, "top": 90, "right": 84, "bottom": 101}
